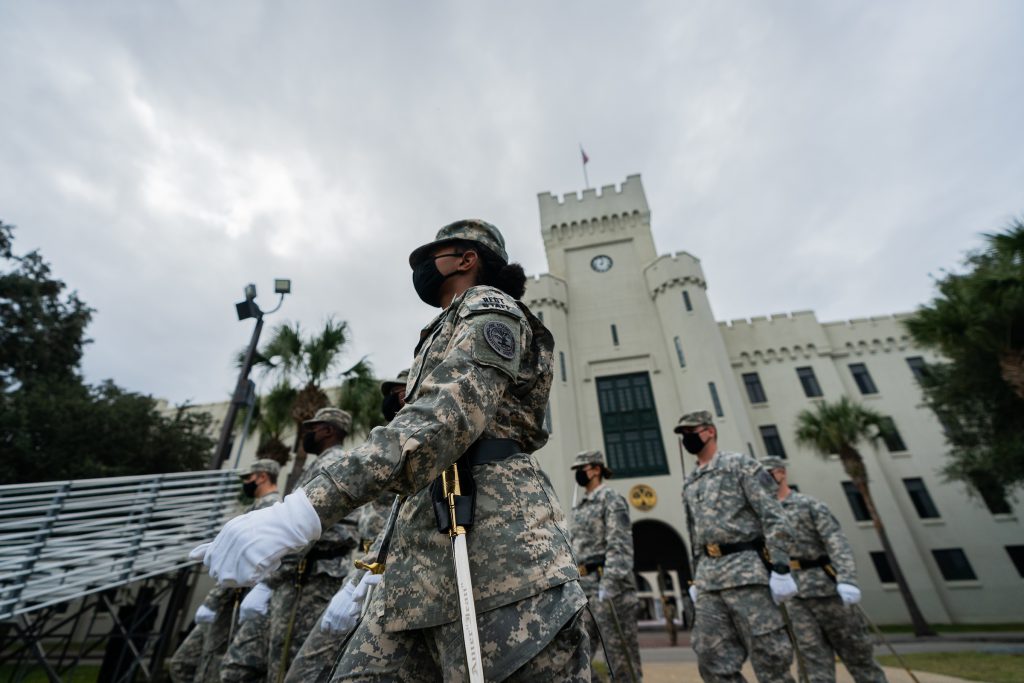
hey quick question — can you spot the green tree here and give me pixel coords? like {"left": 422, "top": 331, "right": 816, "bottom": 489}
{"left": 795, "top": 397, "right": 935, "bottom": 637}
{"left": 248, "top": 319, "right": 381, "bottom": 491}
{"left": 905, "top": 220, "right": 1024, "bottom": 496}
{"left": 0, "top": 222, "right": 215, "bottom": 484}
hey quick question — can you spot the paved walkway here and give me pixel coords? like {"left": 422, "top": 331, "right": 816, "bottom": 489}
{"left": 625, "top": 629, "right": 1024, "bottom": 683}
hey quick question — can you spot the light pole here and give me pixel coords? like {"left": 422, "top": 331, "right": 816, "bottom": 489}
{"left": 209, "top": 279, "right": 291, "bottom": 470}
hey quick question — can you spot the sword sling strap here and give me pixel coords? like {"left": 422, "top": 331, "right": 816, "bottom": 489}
{"left": 585, "top": 602, "right": 617, "bottom": 683}
{"left": 276, "top": 557, "right": 311, "bottom": 683}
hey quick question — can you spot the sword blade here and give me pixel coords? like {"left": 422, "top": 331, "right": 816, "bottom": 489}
{"left": 451, "top": 533, "right": 484, "bottom": 683}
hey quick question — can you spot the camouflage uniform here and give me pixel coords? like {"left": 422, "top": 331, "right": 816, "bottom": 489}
{"left": 681, "top": 414, "right": 796, "bottom": 683}
{"left": 282, "top": 494, "right": 396, "bottom": 683}
{"left": 570, "top": 451, "right": 643, "bottom": 682}
{"left": 774, "top": 483, "right": 886, "bottom": 683}
{"left": 300, "top": 219, "right": 589, "bottom": 682}
{"left": 170, "top": 468, "right": 280, "bottom": 683}
{"left": 263, "top": 447, "right": 360, "bottom": 683}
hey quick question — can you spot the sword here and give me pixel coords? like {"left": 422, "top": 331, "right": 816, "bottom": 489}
{"left": 778, "top": 602, "right": 810, "bottom": 683}
{"left": 442, "top": 464, "right": 484, "bottom": 683}
{"left": 354, "top": 495, "right": 403, "bottom": 576}
{"left": 857, "top": 604, "right": 921, "bottom": 683}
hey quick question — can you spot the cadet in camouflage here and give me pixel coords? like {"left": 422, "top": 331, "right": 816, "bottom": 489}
{"left": 762, "top": 458, "right": 887, "bottom": 683}
{"left": 570, "top": 450, "right": 643, "bottom": 682}
{"left": 299, "top": 220, "right": 590, "bottom": 681}
{"left": 168, "top": 460, "right": 281, "bottom": 683}
{"left": 264, "top": 408, "right": 360, "bottom": 683}
{"left": 677, "top": 411, "right": 797, "bottom": 683}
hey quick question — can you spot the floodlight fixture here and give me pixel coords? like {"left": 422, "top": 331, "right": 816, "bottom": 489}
{"left": 274, "top": 279, "right": 292, "bottom": 295}
{"left": 244, "top": 283, "right": 257, "bottom": 300}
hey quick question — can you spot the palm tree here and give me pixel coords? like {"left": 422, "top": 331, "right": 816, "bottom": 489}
{"left": 794, "top": 397, "right": 935, "bottom": 637}
{"left": 241, "top": 381, "right": 297, "bottom": 466}
{"left": 245, "top": 317, "right": 384, "bottom": 492}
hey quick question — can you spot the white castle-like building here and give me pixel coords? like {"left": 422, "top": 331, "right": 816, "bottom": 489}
{"left": 523, "top": 174, "right": 1022, "bottom": 625}
{"left": 214, "top": 174, "right": 1022, "bottom": 625}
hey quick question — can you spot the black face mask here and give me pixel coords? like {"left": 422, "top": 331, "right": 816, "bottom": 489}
{"left": 412, "top": 257, "right": 458, "bottom": 307}
{"left": 302, "top": 431, "right": 323, "bottom": 455}
{"left": 382, "top": 392, "right": 403, "bottom": 422}
{"left": 681, "top": 431, "right": 706, "bottom": 455}
{"left": 574, "top": 469, "right": 591, "bottom": 487}
{"left": 241, "top": 480, "right": 258, "bottom": 498}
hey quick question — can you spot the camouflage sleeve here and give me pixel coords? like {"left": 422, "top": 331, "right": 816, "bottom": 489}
{"left": 810, "top": 497, "right": 858, "bottom": 585}
{"left": 302, "top": 308, "right": 522, "bottom": 525}
{"left": 201, "top": 584, "right": 235, "bottom": 612}
{"left": 602, "top": 492, "right": 634, "bottom": 586}
{"left": 740, "top": 460, "right": 794, "bottom": 566}
{"left": 683, "top": 493, "right": 700, "bottom": 579}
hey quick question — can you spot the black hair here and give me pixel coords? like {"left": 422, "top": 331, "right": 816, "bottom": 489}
{"left": 452, "top": 240, "right": 527, "bottom": 299}
{"left": 266, "top": 470, "right": 278, "bottom": 485}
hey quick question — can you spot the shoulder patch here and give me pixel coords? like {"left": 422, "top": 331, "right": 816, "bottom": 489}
{"left": 483, "top": 321, "right": 516, "bottom": 359}
{"left": 757, "top": 468, "right": 776, "bottom": 489}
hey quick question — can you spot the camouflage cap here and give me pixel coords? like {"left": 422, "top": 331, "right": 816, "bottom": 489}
{"left": 303, "top": 406, "right": 353, "bottom": 434}
{"left": 760, "top": 456, "right": 788, "bottom": 471}
{"left": 408, "top": 219, "right": 508, "bottom": 268}
{"left": 673, "top": 410, "right": 714, "bottom": 433}
{"left": 570, "top": 450, "right": 613, "bottom": 478}
{"left": 240, "top": 458, "right": 280, "bottom": 478}
{"left": 379, "top": 369, "right": 411, "bottom": 397}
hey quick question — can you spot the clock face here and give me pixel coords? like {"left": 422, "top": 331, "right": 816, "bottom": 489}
{"left": 591, "top": 255, "right": 613, "bottom": 272}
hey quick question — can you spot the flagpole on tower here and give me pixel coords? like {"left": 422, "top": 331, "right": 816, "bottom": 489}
{"left": 580, "top": 144, "right": 590, "bottom": 189}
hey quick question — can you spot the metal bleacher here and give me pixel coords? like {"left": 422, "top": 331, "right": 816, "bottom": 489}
{"left": 0, "top": 470, "right": 241, "bottom": 682}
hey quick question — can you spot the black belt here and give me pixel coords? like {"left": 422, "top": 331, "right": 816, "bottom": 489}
{"left": 704, "top": 538, "right": 766, "bottom": 559}
{"left": 466, "top": 438, "right": 522, "bottom": 466}
{"left": 791, "top": 555, "right": 837, "bottom": 581}
{"left": 304, "top": 546, "right": 350, "bottom": 564}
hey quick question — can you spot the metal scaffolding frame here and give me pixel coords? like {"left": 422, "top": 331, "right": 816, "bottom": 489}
{"left": 0, "top": 470, "right": 241, "bottom": 682}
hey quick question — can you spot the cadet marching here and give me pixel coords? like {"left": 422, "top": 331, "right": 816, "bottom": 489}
{"left": 176, "top": 219, "right": 889, "bottom": 682}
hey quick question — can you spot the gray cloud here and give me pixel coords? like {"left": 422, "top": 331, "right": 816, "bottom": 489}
{"left": 2, "top": 1, "right": 1021, "bottom": 405}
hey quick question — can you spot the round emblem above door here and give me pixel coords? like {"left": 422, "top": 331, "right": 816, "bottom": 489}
{"left": 629, "top": 484, "right": 657, "bottom": 511}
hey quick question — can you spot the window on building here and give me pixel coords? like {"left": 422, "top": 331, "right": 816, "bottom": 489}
{"left": 537, "top": 310, "right": 544, "bottom": 323}
{"left": 796, "top": 366, "right": 823, "bottom": 398}
{"left": 743, "top": 372, "right": 767, "bottom": 404}
{"left": 906, "top": 356, "right": 928, "bottom": 383}
{"left": 969, "top": 472, "right": 1013, "bottom": 515}
{"left": 682, "top": 290, "right": 693, "bottom": 312}
{"left": 747, "top": 442, "right": 756, "bottom": 457}
{"left": 559, "top": 351, "right": 567, "bottom": 382}
{"left": 595, "top": 372, "right": 669, "bottom": 477}
{"left": 544, "top": 402, "right": 553, "bottom": 434}
{"left": 674, "top": 336, "right": 686, "bottom": 368}
{"left": 903, "top": 478, "right": 940, "bottom": 519}
{"left": 842, "top": 482, "right": 871, "bottom": 521}
{"left": 611, "top": 324, "right": 619, "bottom": 346}
{"left": 708, "top": 382, "right": 724, "bottom": 417}
{"left": 879, "top": 417, "right": 907, "bottom": 452}
{"left": 870, "top": 551, "right": 896, "bottom": 583}
{"left": 849, "top": 363, "right": 878, "bottom": 395}
{"left": 1006, "top": 546, "right": 1024, "bottom": 578}
{"left": 759, "top": 425, "right": 787, "bottom": 458}
{"left": 932, "top": 548, "right": 977, "bottom": 581}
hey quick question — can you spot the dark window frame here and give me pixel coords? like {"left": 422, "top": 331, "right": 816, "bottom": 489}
{"left": 1006, "top": 546, "right": 1024, "bottom": 578}
{"left": 743, "top": 372, "right": 768, "bottom": 404}
{"left": 932, "top": 548, "right": 977, "bottom": 581}
{"left": 674, "top": 336, "right": 686, "bottom": 368}
{"left": 796, "top": 366, "right": 823, "bottom": 398}
{"left": 708, "top": 382, "right": 724, "bottom": 417}
{"left": 903, "top": 478, "right": 940, "bottom": 519}
{"left": 879, "top": 417, "right": 908, "bottom": 453}
{"left": 559, "top": 351, "right": 567, "bottom": 382}
{"left": 682, "top": 290, "right": 693, "bottom": 312}
{"left": 595, "top": 372, "right": 669, "bottom": 478}
{"left": 849, "top": 362, "right": 879, "bottom": 395}
{"left": 870, "top": 551, "right": 896, "bottom": 583}
{"left": 611, "top": 324, "right": 619, "bottom": 346}
{"left": 759, "top": 425, "right": 787, "bottom": 458}
{"left": 842, "top": 481, "right": 871, "bottom": 521}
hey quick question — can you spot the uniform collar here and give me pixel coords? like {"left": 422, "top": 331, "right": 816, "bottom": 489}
{"left": 581, "top": 482, "right": 606, "bottom": 501}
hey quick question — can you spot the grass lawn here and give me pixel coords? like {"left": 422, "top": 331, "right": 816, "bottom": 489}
{"left": 878, "top": 623, "right": 1024, "bottom": 634}
{"left": 878, "top": 651, "right": 1024, "bottom": 683}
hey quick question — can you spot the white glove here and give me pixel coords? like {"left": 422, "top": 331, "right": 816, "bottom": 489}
{"left": 190, "top": 490, "right": 322, "bottom": 586}
{"left": 320, "top": 572, "right": 383, "bottom": 635}
{"left": 238, "top": 583, "right": 273, "bottom": 622}
{"left": 194, "top": 603, "right": 216, "bottom": 624}
{"left": 836, "top": 582, "right": 861, "bottom": 606}
{"left": 688, "top": 584, "right": 698, "bottom": 604}
{"left": 597, "top": 585, "right": 613, "bottom": 602}
{"left": 769, "top": 571, "right": 799, "bottom": 604}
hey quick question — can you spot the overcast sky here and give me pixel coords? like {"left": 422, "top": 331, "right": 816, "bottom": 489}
{"left": 2, "top": 2, "right": 1022, "bottom": 406}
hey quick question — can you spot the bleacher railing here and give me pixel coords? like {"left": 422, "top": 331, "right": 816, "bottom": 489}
{"left": 0, "top": 470, "right": 240, "bottom": 621}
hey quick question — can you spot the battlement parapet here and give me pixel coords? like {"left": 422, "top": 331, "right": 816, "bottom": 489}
{"left": 538, "top": 175, "right": 652, "bottom": 248}
{"left": 645, "top": 252, "right": 707, "bottom": 298}
{"left": 524, "top": 273, "right": 569, "bottom": 313}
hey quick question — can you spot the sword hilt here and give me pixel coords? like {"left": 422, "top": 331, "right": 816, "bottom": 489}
{"left": 354, "top": 559, "right": 386, "bottom": 575}
{"left": 442, "top": 464, "right": 465, "bottom": 537}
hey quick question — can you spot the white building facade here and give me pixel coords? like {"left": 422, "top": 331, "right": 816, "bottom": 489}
{"left": 525, "top": 174, "right": 1024, "bottom": 625}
